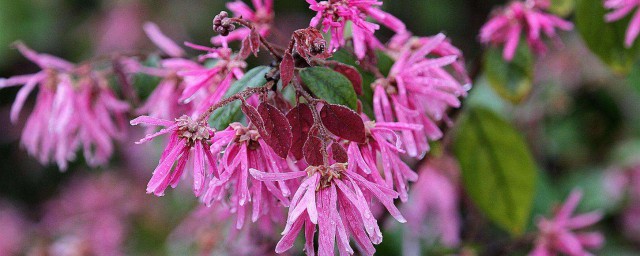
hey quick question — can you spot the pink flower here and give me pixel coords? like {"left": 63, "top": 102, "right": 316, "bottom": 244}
{"left": 201, "top": 123, "right": 292, "bottom": 229}
{"left": 374, "top": 34, "right": 470, "bottom": 158}
{"left": 480, "top": 0, "right": 573, "bottom": 61}
{"left": 134, "top": 24, "right": 194, "bottom": 120}
{"left": 604, "top": 0, "right": 640, "bottom": 47}
{"left": 306, "top": 0, "right": 406, "bottom": 59}
{"left": 251, "top": 163, "right": 406, "bottom": 256}
{"left": 400, "top": 156, "right": 461, "bottom": 254}
{"left": 41, "top": 173, "right": 138, "bottom": 256}
{"left": 0, "top": 202, "right": 29, "bottom": 255}
{"left": 530, "top": 189, "right": 604, "bottom": 256}
{"left": 347, "top": 121, "right": 422, "bottom": 202}
{"left": 176, "top": 44, "right": 246, "bottom": 115}
{"left": 170, "top": 205, "right": 282, "bottom": 255}
{"left": 143, "top": 22, "right": 186, "bottom": 58}
{"left": 211, "top": 0, "right": 274, "bottom": 46}
{"left": 1, "top": 43, "right": 129, "bottom": 170}
{"left": 130, "top": 115, "right": 216, "bottom": 196}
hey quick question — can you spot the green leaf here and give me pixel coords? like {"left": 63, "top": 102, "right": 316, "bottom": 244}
{"left": 484, "top": 45, "right": 534, "bottom": 104}
{"left": 454, "top": 107, "right": 537, "bottom": 235}
{"left": 576, "top": 0, "right": 640, "bottom": 74}
{"left": 209, "top": 66, "right": 270, "bottom": 130}
{"left": 299, "top": 66, "right": 358, "bottom": 110}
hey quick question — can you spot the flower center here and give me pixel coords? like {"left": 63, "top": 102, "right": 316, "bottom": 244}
{"left": 231, "top": 123, "right": 261, "bottom": 150}
{"left": 306, "top": 163, "right": 347, "bottom": 190}
{"left": 176, "top": 115, "right": 211, "bottom": 146}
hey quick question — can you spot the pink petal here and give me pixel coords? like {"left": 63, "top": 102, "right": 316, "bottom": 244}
{"left": 143, "top": 22, "right": 185, "bottom": 57}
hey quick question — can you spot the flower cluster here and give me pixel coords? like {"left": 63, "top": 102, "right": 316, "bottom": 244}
{"left": 373, "top": 33, "right": 471, "bottom": 158}
{"left": 1, "top": 0, "right": 474, "bottom": 254}
{"left": 307, "top": 0, "right": 406, "bottom": 59}
{"left": 0, "top": 43, "right": 129, "bottom": 170}
{"left": 480, "top": 0, "right": 573, "bottom": 61}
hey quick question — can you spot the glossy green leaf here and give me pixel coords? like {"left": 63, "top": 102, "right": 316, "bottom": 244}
{"left": 454, "top": 107, "right": 537, "bottom": 235}
{"left": 299, "top": 66, "right": 358, "bottom": 110}
{"left": 576, "top": 0, "right": 640, "bottom": 74}
{"left": 209, "top": 66, "right": 270, "bottom": 130}
{"left": 484, "top": 45, "right": 534, "bottom": 104}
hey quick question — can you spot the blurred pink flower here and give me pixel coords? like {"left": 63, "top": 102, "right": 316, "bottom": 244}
{"left": 211, "top": 0, "right": 274, "bottom": 46}
{"left": 133, "top": 23, "right": 193, "bottom": 121}
{"left": 307, "top": 0, "right": 406, "bottom": 59}
{"left": 604, "top": 0, "right": 640, "bottom": 47}
{"left": 530, "top": 189, "right": 604, "bottom": 256}
{"left": 604, "top": 164, "right": 640, "bottom": 242}
{"left": 400, "top": 156, "right": 461, "bottom": 254}
{"left": 130, "top": 115, "right": 216, "bottom": 197}
{"left": 170, "top": 205, "right": 281, "bottom": 256}
{"left": 0, "top": 43, "right": 129, "bottom": 170}
{"left": 0, "top": 202, "right": 29, "bottom": 255}
{"left": 374, "top": 34, "right": 469, "bottom": 158}
{"left": 41, "top": 173, "right": 138, "bottom": 256}
{"left": 480, "top": 0, "right": 573, "bottom": 61}
{"left": 96, "top": 3, "right": 145, "bottom": 54}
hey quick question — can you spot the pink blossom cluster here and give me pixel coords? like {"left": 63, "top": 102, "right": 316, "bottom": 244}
{"left": 126, "top": 5, "right": 469, "bottom": 253}
{"left": 480, "top": 0, "right": 573, "bottom": 61}
{"left": 0, "top": 0, "right": 474, "bottom": 254}
{"left": 307, "top": 0, "right": 406, "bottom": 59}
{"left": 373, "top": 33, "right": 471, "bottom": 158}
{"left": 38, "top": 173, "right": 140, "bottom": 256}
{"left": 0, "top": 43, "right": 129, "bottom": 170}
{"left": 530, "top": 190, "right": 604, "bottom": 256}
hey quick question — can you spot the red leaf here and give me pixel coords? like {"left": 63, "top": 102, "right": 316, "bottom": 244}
{"left": 320, "top": 104, "right": 366, "bottom": 143}
{"left": 286, "top": 103, "right": 315, "bottom": 160}
{"left": 241, "top": 103, "right": 265, "bottom": 132}
{"left": 258, "top": 103, "right": 292, "bottom": 159}
{"left": 334, "top": 63, "right": 363, "bottom": 95}
{"left": 280, "top": 52, "right": 295, "bottom": 88}
{"left": 303, "top": 126, "right": 324, "bottom": 166}
{"left": 331, "top": 142, "right": 348, "bottom": 163}
{"left": 250, "top": 29, "right": 261, "bottom": 56}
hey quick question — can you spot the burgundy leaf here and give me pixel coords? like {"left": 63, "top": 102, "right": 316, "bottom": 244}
{"left": 249, "top": 29, "right": 261, "bottom": 56}
{"left": 334, "top": 63, "right": 363, "bottom": 95}
{"left": 286, "top": 103, "right": 314, "bottom": 160}
{"left": 320, "top": 104, "right": 366, "bottom": 143}
{"left": 280, "top": 52, "right": 295, "bottom": 88}
{"left": 331, "top": 142, "right": 348, "bottom": 163}
{"left": 303, "top": 126, "right": 324, "bottom": 166}
{"left": 258, "top": 103, "right": 292, "bottom": 159}
{"left": 241, "top": 103, "right": 265, "bottom": 132}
